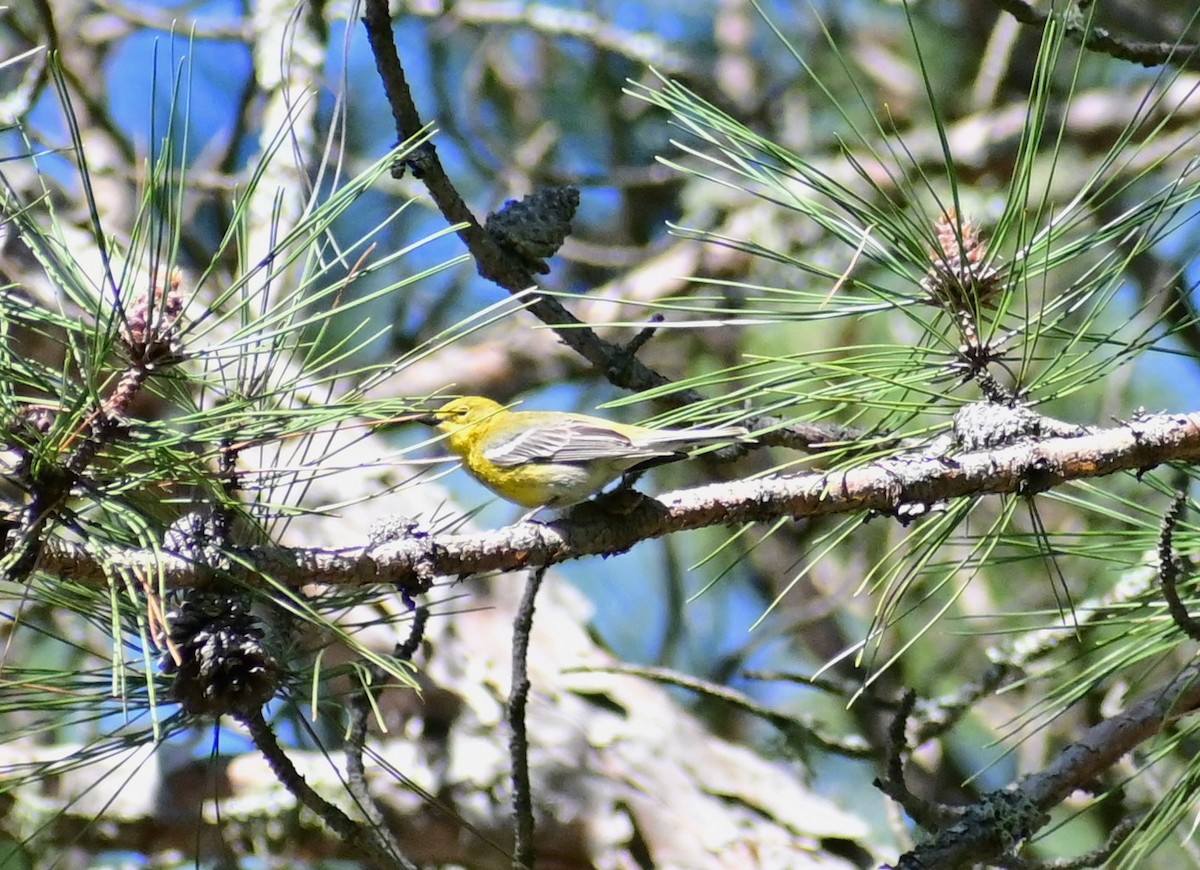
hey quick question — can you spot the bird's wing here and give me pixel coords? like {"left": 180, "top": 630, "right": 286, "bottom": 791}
{"left": 483, "top": 421, "right": 670, "bottom": 467}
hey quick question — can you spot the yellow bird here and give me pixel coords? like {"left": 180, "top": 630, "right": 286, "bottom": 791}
{"left": 421, "top": 396, "right": 749, "bottom": 511}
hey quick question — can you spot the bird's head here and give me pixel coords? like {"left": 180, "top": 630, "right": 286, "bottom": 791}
{"left": 417, "top": 396, "right": 505, "bottom": 435}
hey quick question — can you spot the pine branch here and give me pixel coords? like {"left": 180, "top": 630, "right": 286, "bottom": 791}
{"left": 356, "top": 0, "right": 853, "bottom": 452}
{"left": 360, "top": 0, "right": 671, "bottom": 392}
{"left": 32, "top": 409, "right": 1200, "bottom": 590}
{"left": 895, "top": 660, "right": 1200, "bottom": 869}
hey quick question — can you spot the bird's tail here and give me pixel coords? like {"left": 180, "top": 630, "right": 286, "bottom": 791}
{"left": 638, "top": 426, "right": 752, "bottom": 450}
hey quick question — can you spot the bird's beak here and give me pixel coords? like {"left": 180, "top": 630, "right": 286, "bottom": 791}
{"left": 414, "top": 412, "right": 443, "bottom": 427}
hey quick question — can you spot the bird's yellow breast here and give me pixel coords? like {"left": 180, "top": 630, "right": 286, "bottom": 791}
{"left": 460, "top": 446, "right": 622, "bottom": 508}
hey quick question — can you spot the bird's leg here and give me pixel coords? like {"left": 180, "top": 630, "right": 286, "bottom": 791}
{"left": 614, "top": 468, "right": 649, "bottom": 492}
{"left": 518, "top": 505, "right": 549, "bottom": 524}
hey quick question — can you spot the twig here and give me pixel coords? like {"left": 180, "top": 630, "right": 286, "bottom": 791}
{"left": 239, "top": 708, "right": 408, "bottom": 868}
{"left": 744, "top": 662, "right": 1016, "bottom": 744}
{"left": 360, "top": 1, "right": 662, "bottom": 389}
{"left": 584, "top": 662, "right": 874, "bottom": 759}
{"left": 508, "top": 566, "right": 547, "bottom": 870}
{"left": 1159, "top": 490, "right": 1200, "bottom": 640}
{"left": 988, "top": 0, "right": 1200, "bottom": 72}
{"left": 873, "top": 690, "right": 956, "bottom": 830}
{"left": 345, "top": 609, "right": 430, "bottom": 870}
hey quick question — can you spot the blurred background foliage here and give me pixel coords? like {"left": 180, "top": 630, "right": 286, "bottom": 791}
{"left": 3, "top": 0, "right": 1200, "bottom": 867}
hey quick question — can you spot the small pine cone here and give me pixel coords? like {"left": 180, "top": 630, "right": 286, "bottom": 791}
{"left": 163, "top": 590, "right": 281, "bottom": 717}
{"left": 485, "top": 186, "right": 580, "bottom": 274}
{"left": 921, "top": 211, "right": 1002, "bottom": 325}
{"left": 120, "top": 267, "right": 187, "bottom": 365}
{"left": 162, "top": 509, "right": 240, "bottom": 579}
{"left": 103, "top": 366, "right": 152, "bottom": 421}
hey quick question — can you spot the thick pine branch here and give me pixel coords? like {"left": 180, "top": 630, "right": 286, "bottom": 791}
{"left": 35, "top": 409, "right": 1200, "bottom": 590}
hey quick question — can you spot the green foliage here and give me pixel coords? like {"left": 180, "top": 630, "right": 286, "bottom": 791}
{"left": 607, "top": 3, "right": 1200, "bottom": 862}
{"left": 0, "top": 57, "right": 477, "bottom": 859}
